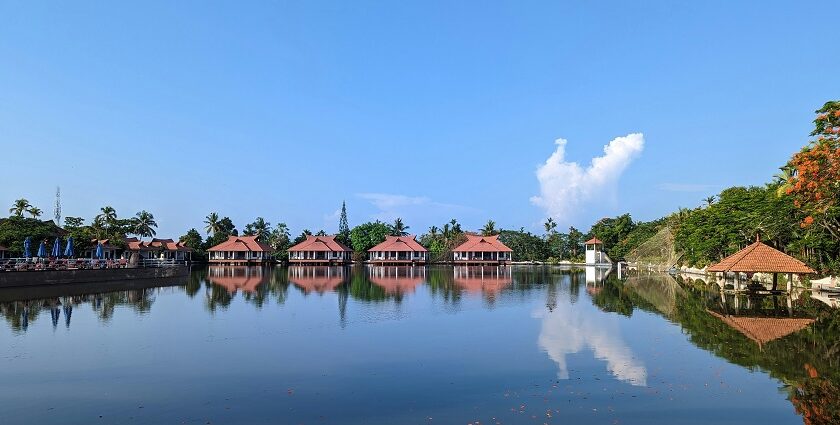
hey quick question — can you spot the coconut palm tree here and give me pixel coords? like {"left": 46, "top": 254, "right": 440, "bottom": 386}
{"left": 390, "top": 218, "right": 409, "bottom": 236}
{"left": 480, "top": 220, "right": 498, "bottom": 236}
{"left": 9, "top": 198, "right": 30, "bottom": 217}
{"left": 27, "top": 206, "right": 42, "bottom": 218}
{"left": 774, "top": 166, "right": 795, "bottom": 197}
{"left": 250, "top": 217, "right": 271, "bottom": 242}
{"left": 95, "top": 206, "right": 118, "bottom": 228}
{"left": 133, "top": 210, "right": 158, "bottom": 238}
{"left": 703, "top": 196, "right": 716, "bottom": 207}
{"left": 428, "top": 225, "right": 439, "bottom": 236}
{"left": 204, "top": 212, "right": 221, "bottom": 235}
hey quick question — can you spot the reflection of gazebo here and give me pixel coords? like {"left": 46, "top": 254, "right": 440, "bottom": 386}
{"left": 707, "top": 238, "right": 815, "bottom": 291}
{"left": 368, "top": 266, "right": 425, "bottom": 294}
{"left": 288, "top": 266, "right": 346, "bottom": 294}
{"left": 453, "top": 266, "right": 512, "bottom": 294}
{"left": 707, "top": 310, "right": 814, "bottom": 348}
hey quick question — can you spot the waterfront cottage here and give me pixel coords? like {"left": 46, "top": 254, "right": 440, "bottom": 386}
{"left": 288, "top": 235, "right": 352, "bottom": 265}
{"left": 84, "top": 239, "right": 121, "bottom": 259}
{"left": 207, "top": 235, "right": 275, "bottom": 265}
{"left": 126, "top": 237, "right": 193, "bottom": 262}
{"left": 368, "top": 235, "right": 428, "bottom": 265}
{"left": 452, "top": 235, "right": 513, "bottom": 265}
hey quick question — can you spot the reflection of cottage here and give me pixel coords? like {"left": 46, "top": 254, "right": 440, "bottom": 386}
{"left": 288, "top": 266, "right": 348, "bottom": 293}
{"left": 585, "top": 238, "right": 611, "bottom": 265}
{"left": 452, "top": 235, "right": 513, "bottom": 265}
{"left": 207, "top": 236, "right": 275, "bottom": 265}
{"left": 368, "top": 235, "right": 428, "bottom": 265}
{"left": 126, "top": 238, "right": 193, "bottom": 261}
{"left": 207, "top": 266, "right": 268, "bottom": 293}
{"left": 453, "top": 266, "right": 512, "bottom": 293}
{"left": 368, "top": 266, "right": 426, "bottom": 294}
{"left": 288, "top": 235, "right": 352, "bottom": 265}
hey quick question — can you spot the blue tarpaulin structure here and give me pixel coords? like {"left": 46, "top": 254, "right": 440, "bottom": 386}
{"left": 64, "top": 236, "right": 74, "bottom": 257}
{"left": 23, "top": 237, "right": 31, "bottom": 258}
{"left": 52, "top": 238, "right": 61, "bottom": 257}
{"left": 94, "top": 243, "right": 103, "bottom": 259}
{"left": 37, "top": 241, "right": 47, "bottom": 258}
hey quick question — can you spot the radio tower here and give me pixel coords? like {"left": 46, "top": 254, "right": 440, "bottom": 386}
{"left": 54, "top": 186, "right": 62, "bottom": 226}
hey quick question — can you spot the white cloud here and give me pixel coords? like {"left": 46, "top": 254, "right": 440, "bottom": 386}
{"left": 531, "top": 134, "right": 644, "bottom": 226}
{"left": 357, "top": 193, "right": 431, "bottom": 211}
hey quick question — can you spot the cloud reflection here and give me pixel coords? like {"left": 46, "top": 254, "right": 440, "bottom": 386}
{"left": 535, "top": 298, "right": 647, "bottom": 386}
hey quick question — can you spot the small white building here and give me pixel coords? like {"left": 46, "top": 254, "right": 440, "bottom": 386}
{"left": 585, "top": 238, "right": 610, "bottom": 265}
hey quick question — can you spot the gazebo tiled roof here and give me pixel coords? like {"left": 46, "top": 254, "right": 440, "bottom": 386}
{"left": 207, "top": 236, "right": 274, "bottom": 253}
{"left": 707, "top": 310, "right": 814, "bottom": 346}
{"left": 585, "top": 237, "right": 603, "bottom": 245}
{"left": 707, "top": 240, "right": 815, "bottom": 274}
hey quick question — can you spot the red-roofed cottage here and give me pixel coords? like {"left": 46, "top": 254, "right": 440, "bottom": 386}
{"left": 368, "top": 235, "right": 428, "bottom": 265}
{"left": 452, "top": 235, "right": 513, "bottom": 265}
{"left": 288, "top": 235, "right": 352, "bottom": 265}
{"left": 207, "top": 235, "right": 275, "bottom": 265}
{"left": 125, "top": 237, "right": 193, "bottom": 261}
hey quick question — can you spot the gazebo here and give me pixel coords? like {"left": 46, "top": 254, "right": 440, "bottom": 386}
{"left": 707, "top": 238, "right": 815, "bottom": 292}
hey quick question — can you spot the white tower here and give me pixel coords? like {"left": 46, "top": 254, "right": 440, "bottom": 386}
{"left": 585, "top": 238, "right": 606, "bottom": 265}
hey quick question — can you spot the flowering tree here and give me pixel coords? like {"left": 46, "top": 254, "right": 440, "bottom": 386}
{"left": 785, "top": 101, "right": 840, "bottom": 238}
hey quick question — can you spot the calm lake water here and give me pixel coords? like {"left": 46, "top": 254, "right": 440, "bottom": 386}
{"left": 2, "top": 266, "right": 838, "bottom": 424}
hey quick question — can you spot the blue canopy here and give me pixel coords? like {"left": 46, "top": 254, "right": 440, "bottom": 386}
{"left": 23, "top": 237, "right": 31, "bottom": 258}
{"left": 37, "top": 241, "right": 47, "bottom": 258}
{"left": 64, "top": 236, "right": 74, "bottom": 257}
{"left": 94, "top": 243, "right": 103, "bottom": 259}
{"left": 52, "top": 238, "right": 61, "bottom": 257}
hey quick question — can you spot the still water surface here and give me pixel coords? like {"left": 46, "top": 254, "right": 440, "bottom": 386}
{"left": 1, "top": 266, "right": 838, "bottom": 424}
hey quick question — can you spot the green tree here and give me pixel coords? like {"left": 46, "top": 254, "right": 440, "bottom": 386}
{"left": 243, "top": 217, "right": 271, "bottom": 242}
{"left": 337, "top": 201, "right": 351, "bottom": 246}
{"left": 26, "top": 206, "right": 42, "bottom": 219}
{"left": 179, "top": 228, "right": 203, "bottom": 250}
{"left": 480, "top": 219, "right": 498, "bottom": 236}
{"left": 350, "top": 221, "right": 391, "bottom": 253}
{"left": 132, "top": 210, "right": 157, "bottom": 238}
{"left": 64, "top": 216, "right": 84, "bottom": 229}
{"left": 204, "top": 212, "right": 221, "bottom": 235}
{"left": 389, "top": 218, "right": 409, "bottom": 236}
{"left": 9, "top": 198, "right": 30, "bottom": 217}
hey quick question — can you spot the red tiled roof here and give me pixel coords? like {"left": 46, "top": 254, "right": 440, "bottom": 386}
{"left": 707, "top": 240, "right": 815, "bottom": 274}
{"left": 452, "top": 235, "right": 512, "bottom": 253}
{"left": 288, "top": 235, "right": 352, "bottom": 253}
{"left": 585, "top": 238, "right": 603, "bottom": 245}
{"left": 368, "top": 235, "right": 427, "bottom": 253}
{"left": 125, "top": 237, "right": 193, "bottom": 252}
{"left": 207, "top": 235, "right": 275, "bottom": 253}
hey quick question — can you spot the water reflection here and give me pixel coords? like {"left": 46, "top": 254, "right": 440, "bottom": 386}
{"left": 3, "top": 266, "right": 840, "bottom": 424}
{"left": 537, "top": 268, "right": 648, "bottom": 386}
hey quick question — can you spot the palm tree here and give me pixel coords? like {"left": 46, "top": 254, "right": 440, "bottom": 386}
{"left": 390, "top": 218, "right": 409, "bottom": 236}
{"left": 95, "top": 206, "right": 118, "bottom": 228}
{"left": 448, "top": 218, "right": 461, "bottom": 234}
{"left": 9, "top": 198, "right": 30, "bottom": 217}
{"left": 204, "top": 212, "right": 221, "bottom": 235}
{"left": 133, "top": 210, "right": 158, "bottom": 238}
{"left": 480, "top": 220, "right": 498, "bottom": 236}
{"left": 428, "top": 225, "right": 439, "bottom": 236}
{"left": 27, "top": 206, "right": 42, "bottom": 218}
{"left": 703, "top": 196, "right": 716, "bottom": 207}
{"left": 774, "top": 166, "right": 795, "bottom": 197}
{"left": 251, "top": 217, "right": 271, "bottom": 242}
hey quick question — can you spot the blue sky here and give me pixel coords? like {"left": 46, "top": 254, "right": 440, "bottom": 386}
{"left": 1, "top": 1, "right": 838, "bottom": 238}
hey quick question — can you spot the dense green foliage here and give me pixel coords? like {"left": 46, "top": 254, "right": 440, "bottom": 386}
{"left": 0, "top": 217, "right": 64, "bottom": 255}
{"left": 349, "top": 221, "right": 390, "bottom": 253}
